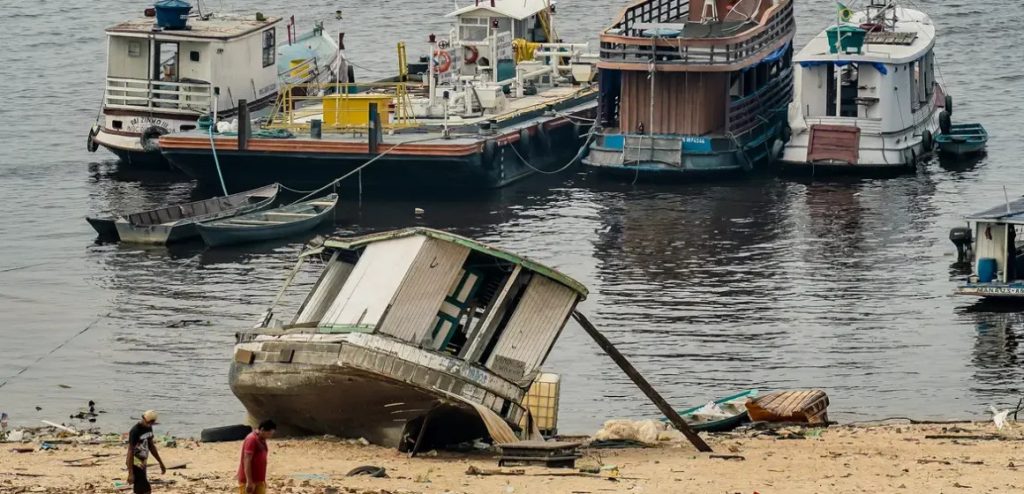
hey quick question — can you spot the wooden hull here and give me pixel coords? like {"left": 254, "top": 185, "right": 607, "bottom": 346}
{"left": 229, "top": 360, "right": 488, "bottom": 449}
{"left": 114, "top": 184, "right": 280, "bottom": 245}
{"left": 197, "top": 195, "right": 338, "bottom": 247}
{"left": 745, "top": 389, "right": 829, "bottom": 424}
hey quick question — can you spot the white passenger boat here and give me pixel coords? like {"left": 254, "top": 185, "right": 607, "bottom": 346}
{"left": 780, "top": 0, "right": 951, "bottom": 173}
{"left": 952, "top": 199, "right": 1024, "bottom": 300}
{"left": 87, "top": 1, "right": 343, "bottom": 168}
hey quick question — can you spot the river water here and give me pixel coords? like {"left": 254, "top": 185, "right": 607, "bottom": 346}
{"left": 0, "top": 0, "right": 1021, "bottom": 437}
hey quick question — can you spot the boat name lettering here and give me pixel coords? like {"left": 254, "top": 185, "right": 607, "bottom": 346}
{"left": 973, "top": 286, "right": 1024, "bottom": 295}
{"left": 127, "top": 117, "right": 170, "bottom": 133}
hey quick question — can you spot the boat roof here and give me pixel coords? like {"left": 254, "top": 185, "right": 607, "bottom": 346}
{"left": 795, "top": 7, "right": 935, "bottom": 65}
{"left": 107, "top": 13, "right": 281, "bottom": 40}
{"left": 966, "top": 198, "right": 1024, "bottom": 224}
{"left": 323, "top": 227, "right": 588, "bottom": 297}
{"left": 446, "top": 0, "right": 549, "bottom": 20}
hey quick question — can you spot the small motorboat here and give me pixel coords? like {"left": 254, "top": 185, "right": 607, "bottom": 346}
{"left": 746, "top": 389, "right": 830, "bottom": 424}
{"left": 88, "top": 184, "right": 280, "bottom": 245}
{"left": 196, "top": 193, "right": 338, "bottom": 247}
{"left": 674, "top": 390, "right": 758, "bottom": 433}
{"left": 936, "top": 123, "right": 988, "bottom": 156}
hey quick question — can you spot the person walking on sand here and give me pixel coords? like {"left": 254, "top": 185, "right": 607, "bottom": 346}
{"left": 126, "top": 410, "right": 166, "bottom": 494}
{"left": 239, "top": 420, "right": 276, "bottom": 494}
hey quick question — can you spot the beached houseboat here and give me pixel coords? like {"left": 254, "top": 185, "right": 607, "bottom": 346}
{"left": 158, "top": 0, "right": 598, "bottom": 191}
{"left": 230, "top": 228, "right": 586, "bottom": 449}
{"left": 780, "top": 0, "right": 949, "bottom": 173}
{"left": 87, "top": 1, "right": 341, "bottom": 168}
{"left": 953, "top": 199, "right": 1024, "bottom": 300}
{"left": 583, "top": 0, "right": 795, "bottom": 178}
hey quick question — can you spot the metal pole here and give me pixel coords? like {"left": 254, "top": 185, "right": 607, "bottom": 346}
{"left": 571, "top": 310, "right": 712, "bottom": 452}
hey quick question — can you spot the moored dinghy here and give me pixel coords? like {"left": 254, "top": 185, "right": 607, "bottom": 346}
{"left": 676, "top": 389, "right": 758, "bottom": 433}
{"left": 936, "top": 123, "right": 987, "bottom": 156}
{"left": 196, "top": 193, "right": 339, "bottom": 247}
{"left": 103, "top": 184, "right": 280, "bottom": 245}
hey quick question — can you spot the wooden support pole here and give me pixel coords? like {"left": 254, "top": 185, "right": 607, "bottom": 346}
{"left": 237, "top": 99, "right": 250, "bottom": 151}
{"left": 571, "top": 310, "right": 712, "bottom": 452}
{"left": 368, "top": 102, "right": 380, "bottom": 154}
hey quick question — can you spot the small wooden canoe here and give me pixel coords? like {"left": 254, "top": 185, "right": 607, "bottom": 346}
{"left": 196, "top": 193, "right": 338, "bottom": 247}
{"left": 92, "top": 184, "right": 280, "bottom": 245}
{"left": 676, "top": 389, "right": 758, "bottom": 433}
{"left": 936, "top": 123, "right": 987, "bottom": 156}
{"left": 746, "top": 389, "right": 830, "bottom": 424}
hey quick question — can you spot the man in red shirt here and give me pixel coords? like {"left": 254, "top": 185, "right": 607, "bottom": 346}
{"left": 238, "top": 420, "right": 276, "bottom": 494}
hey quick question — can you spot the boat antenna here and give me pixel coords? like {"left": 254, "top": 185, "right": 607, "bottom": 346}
{"left": 1005, "top": 186, "right": 1012, "bottom": 215}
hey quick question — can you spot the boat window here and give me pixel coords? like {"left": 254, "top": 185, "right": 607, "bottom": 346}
{"left": 154, "top": 41, "right": 179, "bottom": 82}
{"left": 190, "top": 51, "right": 200, "bottom": 62}
{"left": 128, "top": 41, "right": 142, "bottom": 58}
{"left": 262, "top": 28, "right": 276, "bottom": 68}
{"left": 460, "top": 17, "right": 489, "bottom": 42}
{"left": 910, "top": 60, "right": 921, "bottom": 112}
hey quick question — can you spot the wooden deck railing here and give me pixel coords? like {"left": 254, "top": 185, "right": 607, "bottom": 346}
{"left": 726, "top": 65, "right": 793, "bottom": 135}
{"left": 105, "top": 77, "right": 213, "bottom": 114}
{"left": 600, "top": 0, "right": 794, "bottom": 70}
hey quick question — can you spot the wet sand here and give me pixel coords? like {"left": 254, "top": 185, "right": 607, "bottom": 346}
{"left": 2, "top": 422, "right": 1021, "bottom": 493}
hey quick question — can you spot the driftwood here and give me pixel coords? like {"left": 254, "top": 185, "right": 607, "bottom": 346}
{"left": 709, "top": 454, "right": 746, "bottom": 461}
{"left": 925, "top": 435, "right": 1022, "bottom": 441}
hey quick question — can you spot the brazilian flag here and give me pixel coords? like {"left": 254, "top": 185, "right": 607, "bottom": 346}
{"left": 837, "top": 2, "right": 854, "bottom": 22}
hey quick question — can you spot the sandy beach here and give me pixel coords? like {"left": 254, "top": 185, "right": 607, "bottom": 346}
{"left": 2, "top": 422, "right": 1022, "bottom": 494}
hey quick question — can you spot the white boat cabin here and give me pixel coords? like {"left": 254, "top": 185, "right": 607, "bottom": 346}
{"left": 412, "top": 0, "right": 593, "bottom": 119}
{"left": 103, "top": 11, "right": 281, "bottom": 134}
{"left": 957, "top": 199, "right": 1024, "bottom": 297}
{"left": 269, "top": 228, "right": 587, "bottom": 387}
{"left": 782, "top": 2, "right": 946, "bottom": 168}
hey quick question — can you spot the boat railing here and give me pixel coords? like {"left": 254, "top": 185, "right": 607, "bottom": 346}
{"left": 600, "top": 0, "right": 794, "bottom": 69}
{"left": 104, "top": 77, "right": 213, "bottom": 114}
{"left": 726, "top": 65, "right": 793, "bottom": 135}
{"left": 263, "top": 82, "right": 420, "bottom": 132}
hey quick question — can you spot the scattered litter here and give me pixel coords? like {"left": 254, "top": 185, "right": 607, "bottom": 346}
{"left": 346, "top": 465, "right": 388, "bottom": 478}
{"left": 10, "top": 447, "right": 34, "bottom": 453}
{"left": 39, "top": 442, "right": 58, "bottom": 451}
{"left": 6, "top": 430, "right": 24, "bottom": 442}
{"left": 57, "top": 384, "right": 71, "bottom": 389}
{"left": 593, "top": 419, "right": 681, "bottom": 445}
{"left": 40, "top": 420, "right": 78, "bottom": 436}
{"left": 288, "top": 473, "right": 330, "bottom": 482}
{"left": 709, "top": 454, "right": 746, "bottom": 461}
{"left": 991, "top": 407, "right": 1010, "bottom": 430}
{"left": 953, "top": 482, "right": 972, "bottom": 489}
{"left": 466, "top": 466, "right": 525, "bottom": 477}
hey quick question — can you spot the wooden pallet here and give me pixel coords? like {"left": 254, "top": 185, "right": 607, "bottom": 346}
{"left": 497, "top": 440, "right": 581, "bottom": 468}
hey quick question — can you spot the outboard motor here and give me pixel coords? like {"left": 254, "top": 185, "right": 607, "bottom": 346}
{"left": 950, "top": 226, "right": 973, "bottom": 264}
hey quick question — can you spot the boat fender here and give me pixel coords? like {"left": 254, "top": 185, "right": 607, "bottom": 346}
{"left": 140, "top": 126, "right": 169, "bottom": 152}
{"left": 771, "top": 139, "right": 785, "bottom": 160}
{"left": 199, "top": 424, "right": 252, "bottom": 443}
{"left": 944, "top": 94, "right": 953, "bottom": 116}
{"left": 536, "top": 124, "right": 553, "bottom": 152}
{"left": 939, "top": 110, "right": 952, "bottom": 135}
{"left": 482, "top": 139, "right": 498, "bottom": 169}
{"left": 87, "top": 125, "right": 100, "bottom": 153}
{"left": 517, "top": 128, "right": 532, "bottom": 159}
{"left": 433, "top": 50, "right": 452, "bottom": 73}
{"left": 464, "top": 45, "right": 479, "bottom": 64}
{"left": 921, "top": 129, "right": 933, "bottom": 151}
{"left": 346, "top": 465, "right": 388, "bottom": 478}
{"left": 781, "top": 123, "right": 792, "bottom": 143}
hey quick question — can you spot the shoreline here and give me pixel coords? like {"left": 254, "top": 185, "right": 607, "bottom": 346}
{"left": 2, "top": 421, "right": 1021, "bottom": 493}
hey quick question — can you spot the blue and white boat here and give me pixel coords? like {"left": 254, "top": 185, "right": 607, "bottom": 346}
{"left": 953, "top": 198, "right": 1024, "bottom": 299}
{"left": 583, "top": 0, "right": 795, "bottom": 179}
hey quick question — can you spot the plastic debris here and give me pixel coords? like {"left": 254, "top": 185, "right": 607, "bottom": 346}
{"left": 991, "top": 406, "right": 1010, "bottom": 430}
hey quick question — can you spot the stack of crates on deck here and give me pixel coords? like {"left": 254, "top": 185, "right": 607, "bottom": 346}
{"left": 521, "top": 372, "right": 561, "bottom": 436}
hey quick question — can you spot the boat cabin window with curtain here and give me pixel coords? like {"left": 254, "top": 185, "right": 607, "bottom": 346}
{"left": 262, "top": 28, "right": 276, "bottom": 67}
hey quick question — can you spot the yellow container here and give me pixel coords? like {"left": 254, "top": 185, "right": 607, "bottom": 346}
{"left": 322, "top": 94, "right": 393, "bottom": 127}
{"left": 521, "top": 372, "right": 561, "bottom": 435}
{"left": 289, "top": 59, "right": 310, "bottom": 79}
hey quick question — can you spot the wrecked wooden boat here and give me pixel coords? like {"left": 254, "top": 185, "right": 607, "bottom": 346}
{"left": 97, "top": 184, "right": 279, "bottom": 245}
{"left": 196, "top": 193, "right": 338, "bottom": 247}
{"left": 676, "top": 389, "right": 757, "bottom": 433}
{"left": 746, "top": 389, "right": 830, "bottom": 424}
{"left": 230, "top": 227, "right": 587, "bottom": 450}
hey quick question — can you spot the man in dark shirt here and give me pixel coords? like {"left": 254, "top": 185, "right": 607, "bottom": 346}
{"left": 127, "top": 410, "right": 166, "bottom": 494}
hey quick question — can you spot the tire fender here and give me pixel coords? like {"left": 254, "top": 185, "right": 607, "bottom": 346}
{"left": 482, "top": 139, "right": 497, "bottom": 169}
{"left": 517, "top": 128, "right": 532, "bottom": 160}
{"left": 944, "top": 94, "right": 953, "bottom": 116}
{"left": 140, "top": 126, "right": 169, "bottom": 152}
{"left": 536, "top": 124, "right": 553, "bottom": 152}
{"left": 939, "top": 110, "right": 952, "bottom": 135}
{"left": 921, "top": 129, "right": 933, "bottom": 151}
{"left": 87, "top": 125, "right": 100, "bottom": 153}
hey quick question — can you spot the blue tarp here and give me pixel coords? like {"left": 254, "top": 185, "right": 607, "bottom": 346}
{"left": 741, "top": 42, "right": 791, "bottom": 72}
{"left": 799, "top": 60, "right": 889, "bottom": 75}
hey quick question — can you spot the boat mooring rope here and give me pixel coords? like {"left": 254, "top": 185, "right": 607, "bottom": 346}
{"left": 508, "top": 123, "right": 598, "bottom": 176}
{"left": 0, "top": 313, "right": 110, "bottom": 390}
{"left": 209, "top": 124, "right": 229, "bottom": 196}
